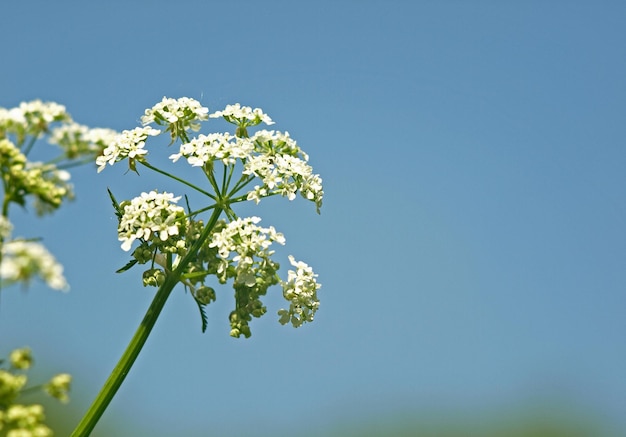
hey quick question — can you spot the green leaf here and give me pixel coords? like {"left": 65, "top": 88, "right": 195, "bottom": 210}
{"left": 195, "top": 299, "right": 208, "bottom": 333}
{"left": 107, "top": 188, "right": 123, "bottom": 221}
{"left": 116, "top": 259, "right": 138, "bottom": 274}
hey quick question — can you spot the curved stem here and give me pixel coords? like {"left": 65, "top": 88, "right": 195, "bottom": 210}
{"left": 71, "top": 206, "right": 223, "bottom": 437}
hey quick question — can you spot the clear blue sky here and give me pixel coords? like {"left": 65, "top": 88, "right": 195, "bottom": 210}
{"left": 1, "top": 2, "right": 625, "bottom": 436}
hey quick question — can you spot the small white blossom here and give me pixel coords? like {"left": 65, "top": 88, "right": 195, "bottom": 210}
{"left": 84, "top": 127, "right": 120, "bottom": 146}
{"left": 45, "top": 373, "right": 72, "bottom": 403}
{"left": 0, "top": 216, "right": 13, "bottom": 239}
{"left": 251, "top": 130, "right": 308, "bottom": 161}
{"left": 48, "top": 121, "right": 88, "bottom": 143}
{"left": 0, "top": 240, "right": 69, "bottom": 291}
{"left": 117, "top": 190, "right": 186, "bottom": 251}
{"left": 209, "top": 217, "right": 285, "bottom": 285}
{"left": 1, "top": 100, "right": 70, "bottom": 140}
{"left": 18, "top": 100, "right": 69, "bottom": 124}
{"left": 169, "top": 132, "right": 254, "bottom": 167}
{"left": 96, "top": 126, "right": 160, "bottom": 172}
{"left": 278, "top": 256, "right": 321, "bottom": 328}
{"left": 244, "top": 153, "right": 323, "bottom": 212}
{"left": 0, "top": 106, "right": 26, "bottom": 126}
{"left": 209, "top": 103, "right": 274, "bottom": 127}
{"left": 141, "top": 97, "right": 208, "bottom": 132}
{"left": 49, "top": 122, "right": 119, "bottom": 159}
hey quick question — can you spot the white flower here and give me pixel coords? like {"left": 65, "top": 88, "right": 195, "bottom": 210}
{"left": 0, "top": 106, "right": 26, "bottom": 126}
{"left": 49, "top": 121, "right": 88, "bottom": 144}
{"left": 19, "top": 100, "right": 69, "bottom": 124}
{"left": 84, "top": 127, "right": 120, "bottom": 146}
{"left": 209, "top": 217, "right": 285, "bottom": 285}
{"left": 278, "top": 256, "right": 321, "bottom": 328}
{"left": 49, "top": 123, "right": 119, "bottom": 159}
{"left": 141, "top": 97, "right": 208, "bottom": 132}
{"left": 209, "top": 103, "right": 274, "bottom": 127}
{"left": 169, "top": 132, "right": 254, "bottom": 167}
{"left": 117, "top": 190, "right": 186, "bottom": 251}
{"left": 251, "top": 130, "right": 308, "bottom": 161}
{"left": 96, "top": 126, "right": 160, "bottom": 172}
{"left": 244, "top": 153, "right": 323, "bottom": 212}
{"left": 1, "top": 100, "right": 70, "bottom": 138}
{"left": 0, "top": 216, "right": 13, "bottom": 239}
{"left": 0, "top": 240, "right": 69, "bottom": 291}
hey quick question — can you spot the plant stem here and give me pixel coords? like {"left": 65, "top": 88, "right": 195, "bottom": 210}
{"left": 71, "top": 206, "right": 223, "bottom": 436}
{"left": 139, "top": 160, "right": 216, "bottom": 200}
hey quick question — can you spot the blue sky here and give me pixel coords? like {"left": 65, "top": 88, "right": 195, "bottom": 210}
{"left": 1, "top": 1, "right": 625, "bottom": 436}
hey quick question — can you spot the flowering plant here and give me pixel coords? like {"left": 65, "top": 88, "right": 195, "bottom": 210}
{"left": 80, "top": 97, "right": 323, "bottom": 434}
{"left": 1, "top": 97, "right": 324, "bottom": 436}
{"left": 0, "top": 100, "right": 118, "bottom": 435}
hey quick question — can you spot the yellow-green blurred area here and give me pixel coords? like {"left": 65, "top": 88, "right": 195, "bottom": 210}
{"left": 32, "top": 398, "right": 609, "bottom": 437}
{"left": 12, "top": 375, "right": 616, "bottom": 437}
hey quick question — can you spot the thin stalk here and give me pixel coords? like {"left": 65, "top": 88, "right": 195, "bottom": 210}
{"left": 139, "top": 161, "right": 216, "bottom": 200}
{"left": 71, "top": 206, "right": 223, "bottom": 437}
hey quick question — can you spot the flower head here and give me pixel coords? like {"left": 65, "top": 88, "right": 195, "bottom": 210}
{"left": 141, "top": 97, "right": 208, "bottom": 143}
{"left": 209, "top": 216, "right": 285, "bottom": 281}
{"left": 117, "top": 190, "right": 186, "bottom": 252}
{"left": 44, "top": 373, "right": 71, "bottom": 403}
{"left": 278, "top": 256, "right": 321, "bottom": 328}
{"left": 9, "top": 348, "right": 33, "bottom": 370}
{"left": 208, "top": 217, "right": 286, "bottom": 338}
{"left": 96, "top": 126, "right": 160, "bottom": 172}
{"left": 0, "top": 216, "right": 13, "bottom": 240}
{"left": 169, "top": 132, "right": 254, "bottom": 167}
{"left": 210, "top": 103, "right": 274, "bottom": 131}
{"left": 0, "top": 369, "right": 27, "bottom": 406}
{"left": 244, "top": 150, "right": 323, "bottom": 213}
{"left": 0, "top": 240, "right": 68, "bottom": 291}
{"left": 18, "top": 100, "right": 69, "bottom": 126}
{"left": 0, "top": 138, "right": 74, "bottom": 215}
{"left": 1, "top": 100, "right": 70, "bottom": 146}
{"left": 0, "top": 404, "right": 52, "bottom": 436}
{"left": 49, "top": 122, "right": 119, "bottom": 160}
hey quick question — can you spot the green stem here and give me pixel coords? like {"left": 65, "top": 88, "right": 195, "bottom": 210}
{"left": 139, "top": 160, "right": 216, "bottom": 200}
{"left": 71, "top": 206, "right": 223, "bottom": 437}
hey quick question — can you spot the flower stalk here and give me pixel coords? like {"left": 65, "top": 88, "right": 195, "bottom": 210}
{"left": 71, "top": 206, "right": 223, "bottom": 437}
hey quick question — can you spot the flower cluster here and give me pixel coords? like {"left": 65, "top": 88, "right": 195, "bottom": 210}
{"left": 0, "top": 100, "right": 70, "bottom": 145}
{"left": 0, "top": 137, "right": 74, "bottom": 216}
{"left": 0, "top": 348, "right": 71, "bottom": 436}
{"left": 103, "top": 97, "right": 323, "bottom": 338}
{"left": 169, "top": 132, "right": 253, "bottom": 167}
{"left": 1, "top": 99, "right": 116, "bottom": 223}
{"left": 245, "top": 148, "right": 323, "bottom": 213}
{"left": 244, "top": 128, "right": 323, "bottom": 212}
{"left": 209, "top": 216, "right": 285, "bottom": 284}
{"left": 44, "top": 373, "right": 72, "bottom": 404}
{"left": 96, "top": 126, "right": 160, "bottom": 173}
{"left": 117, "top": 190, "right": 186, "bottom": 252}
{"left": 210, "top": 103, "right": 274, "bottom": 128}
{"left": 208, "top": 217, "right": 285, "bottom": 337}
{"left": 0, "top": 239, "right": 69, "bottom": 291}
{"left": 49, "top": 122, "right": 119, "bottom": 160}
{"left": 0, "top": 216, "right": 67, "bottom": 291}
{"left": 142, "top": 97, "right": 209, "bottom": 128}
{"left": 278, "top": 256, "right": 321, "bottom": 327}
{"left": 141, "top": 97, "right": 209, "bottom": 143}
